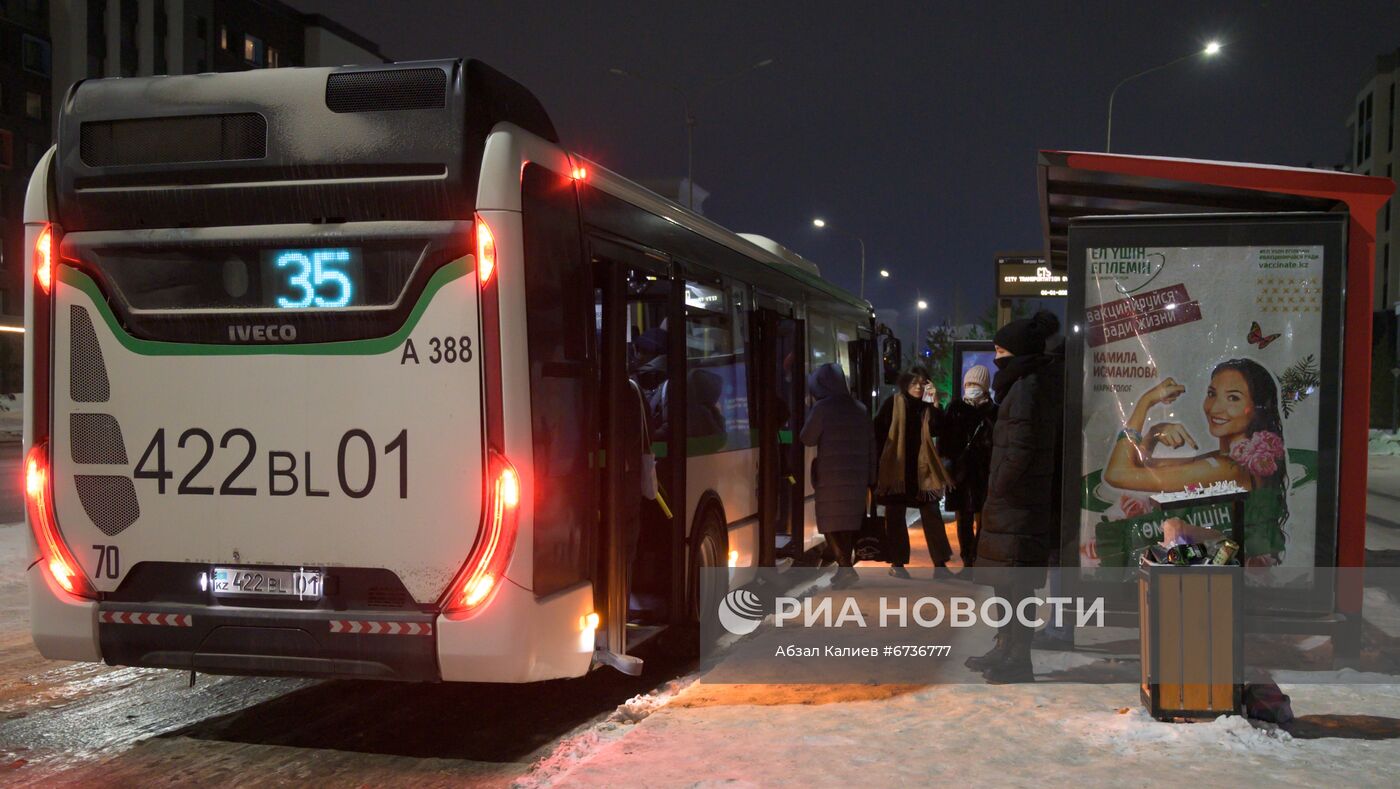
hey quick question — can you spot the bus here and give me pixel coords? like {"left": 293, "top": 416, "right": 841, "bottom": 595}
{"left": 23, "top": 59, "right": 883, "bottom": 683}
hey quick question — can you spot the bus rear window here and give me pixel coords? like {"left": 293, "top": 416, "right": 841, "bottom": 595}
{"left": 75, "top": 241, "right": 425, "bottom": 312}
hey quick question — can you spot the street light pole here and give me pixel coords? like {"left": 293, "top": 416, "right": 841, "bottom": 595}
{"left": 915, "top": 295, "right": 928, "bottom": 355}
{"left": 610, "top": 58, "right": 774, "bottom": 211}
{"left": 1106, "top": 40, "right": 1222, "bottom": 153}
{"left": 812, "top": 218, "right": 869, "bottom": 301}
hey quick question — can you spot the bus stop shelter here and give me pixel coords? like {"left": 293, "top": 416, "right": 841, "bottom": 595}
{"left": 1039, "top": 150, "right": 1394, "bottom": 646}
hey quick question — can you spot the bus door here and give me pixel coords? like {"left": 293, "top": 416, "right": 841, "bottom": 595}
{"left": 847, "top": 329, "right": 878, "bottom": 413}
{"left": 752, "top": 303, "right": 805, "bottom": 561}
{"left": 590, "top": 238, "right": 677, "bottom": 670}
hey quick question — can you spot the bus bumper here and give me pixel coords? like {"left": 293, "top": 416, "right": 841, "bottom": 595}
{"left": 436, "top": 577, "right": 595, "bottom": 683}
{"left": 94, "top": 603, "right": 440, "bottom": 681}
{"left": 28, "top": 561, "right": 101, "bottom": 662}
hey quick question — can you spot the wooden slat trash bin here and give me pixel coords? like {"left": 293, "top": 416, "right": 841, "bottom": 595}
{"left": 1139, "top": 565, "right": 1243, "bottom": 720}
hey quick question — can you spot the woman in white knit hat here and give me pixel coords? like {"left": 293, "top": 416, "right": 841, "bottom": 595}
{"left": 938, "top": 364, "right": 997, "bottom": 568}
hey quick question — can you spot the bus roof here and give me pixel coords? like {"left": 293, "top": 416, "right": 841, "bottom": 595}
{"left": 573, "top": 156, "right": 870, "bottom": 314}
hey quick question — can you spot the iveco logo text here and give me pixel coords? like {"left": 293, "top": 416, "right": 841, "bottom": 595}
{"left": 228, "top": 324, "right": 298, "bottom": 342}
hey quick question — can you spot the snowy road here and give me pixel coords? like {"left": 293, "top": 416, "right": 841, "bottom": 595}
{"left": 4, "top": 508, "right": 1400, "bottom": 786}
{"left": 0, "top": 522, "right": 694, "bottom": 786}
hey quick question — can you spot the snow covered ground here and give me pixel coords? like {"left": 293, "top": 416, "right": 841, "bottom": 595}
{"left": 536, "top": 679, "right": 1400, "bottom": 787}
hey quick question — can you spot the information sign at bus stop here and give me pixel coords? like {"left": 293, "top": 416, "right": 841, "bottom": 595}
{"left": 996, "top": 254, "right": 1068, "bottom": 298}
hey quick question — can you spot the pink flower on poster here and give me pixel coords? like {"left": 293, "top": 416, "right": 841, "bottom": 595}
{"left": 1229, "top": 431, "right": 1285, "bottom": 479}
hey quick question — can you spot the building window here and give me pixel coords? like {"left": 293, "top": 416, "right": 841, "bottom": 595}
{"left": 1364, "top": 93, "right": 1374, "bottom": 163}
{"left": 219, "top": 25, "right": 228, "bottom": 50}
{"left": 267, "top": 46, "right": 279, "bottom": 68}
{"left": 87, "top": 0, "right": 108, "bottom": 77}
{"left": 1387, "top": 243, "right": 1393, "bottom": 307}
{"left": 25, "top": 92, "right": 44, "bottom": 121}
{"left": 22, "top": 35, "right": 52, "bottom": 77}
{"left": 244, "top": 34, "right": 264, "bottom": 65}
{"left": 120, "top": 0, "right": 140, "bottom": 78}
{"left": 1358, "top": 94, "right": 1374, "bottom": 165}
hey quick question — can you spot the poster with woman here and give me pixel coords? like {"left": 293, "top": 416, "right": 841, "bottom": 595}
{"left": 1066, "top": 215, "right": 1345, "bottom": 611}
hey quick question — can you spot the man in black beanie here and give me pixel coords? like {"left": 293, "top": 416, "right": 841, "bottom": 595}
{"left": 965, "top": 310, "right": 1063, "bottom": 683}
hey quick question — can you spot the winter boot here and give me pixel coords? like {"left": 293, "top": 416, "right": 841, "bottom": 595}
{"left": 983, "top": 624, "right": 1035, "bottom": 684}
{"left": 964, "top": 628, "right": 1010, "bottom": 671}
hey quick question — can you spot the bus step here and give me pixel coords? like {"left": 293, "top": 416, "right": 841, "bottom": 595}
{"left": 594, "top": 648, "right": 644, "bottom": 676}
{"left": 626, "top": 623, "right": 667, "bottom": 652}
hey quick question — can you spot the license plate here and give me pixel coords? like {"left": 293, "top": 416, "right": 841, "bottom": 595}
{"left": 211, "top": 567, "right": 323, "bottom": 599}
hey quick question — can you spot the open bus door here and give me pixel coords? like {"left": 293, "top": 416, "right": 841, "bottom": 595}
{"left": 751, "top": 301, "right": 805, "bottom": 562}
{"left": 847, "top": 329, "right": 877, "bottom": 413}
{"left": 590, "top": 239, "right": 681, "bottom": 673}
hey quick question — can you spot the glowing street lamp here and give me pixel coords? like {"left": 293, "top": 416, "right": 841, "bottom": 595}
{"left": 879, "top": 269, "right": 891, "bottom": 278}
{"left": 1106, "top": 40, "right": 1223, "bottom": 152}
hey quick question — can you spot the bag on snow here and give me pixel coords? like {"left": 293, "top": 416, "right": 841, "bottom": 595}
{"left": 1242, "top": 681, "right": 1294, "bottom": 725}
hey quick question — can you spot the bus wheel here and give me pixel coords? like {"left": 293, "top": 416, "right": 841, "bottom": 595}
{"left": 691, "top": 507, "right": 727, "bottom": 623}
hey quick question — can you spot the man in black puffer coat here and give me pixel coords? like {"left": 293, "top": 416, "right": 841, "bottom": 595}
{"left": 968, "top": 310, "right": 1063, "bottom": 683}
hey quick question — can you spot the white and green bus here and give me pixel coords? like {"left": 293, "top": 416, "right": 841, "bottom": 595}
{"left": 23, "top": 59, "right": 881, "bottom": 682}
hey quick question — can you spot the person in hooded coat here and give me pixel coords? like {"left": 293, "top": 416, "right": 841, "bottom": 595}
{"left": 800, "top": 363, "right": 875, "bottom": 582}
{"left": 938, "top": 364, "right": 997, "bottom": 567}
{"left": 969, "top": 310, "right": 1063, "bottom": 683}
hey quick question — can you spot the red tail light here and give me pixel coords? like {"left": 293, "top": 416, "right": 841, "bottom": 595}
{"left": 25, "top": 444, "right": 96, "bottom": 599}
{"left": 442, "top": 451, "right": 521, "bottom": 615}
{"left": 35, "top": 224, "right": 53, "bottom": 295}
{"left": 475, "top": 214, "right": 497, "bottom": 285}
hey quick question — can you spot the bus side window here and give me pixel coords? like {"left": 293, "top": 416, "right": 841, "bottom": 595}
{"left": 807, "top": 311, "right": 837, "bottom": 381}
{"left": 683, "top": 279, "right": 744, "bottom": 451}
{"left": 522, "top": 165, "right": 593, "bottom": 598}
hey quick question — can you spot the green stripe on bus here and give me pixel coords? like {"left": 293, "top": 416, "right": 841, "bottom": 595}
{"left": 57, "top": 258, "right": 468, "bottom": 357}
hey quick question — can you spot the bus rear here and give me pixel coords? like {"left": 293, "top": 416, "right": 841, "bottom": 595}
{"left": 24, "top": 60, "right": 594, "bottom": 682}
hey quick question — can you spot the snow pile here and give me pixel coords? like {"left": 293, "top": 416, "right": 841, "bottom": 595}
{"left": 515, "top": 729, "right": 603, "bottom": 789}
{"left": 610, "top": 677, "right": 693, "bottom": 724}
{"left": 1370, "top": 429, "right": 1400, "bottom": 456}
{"left": 1081, "top": 708, "right": 1293, "bottom": 755}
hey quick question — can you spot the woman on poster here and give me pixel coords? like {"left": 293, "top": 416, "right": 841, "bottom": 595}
{"left": 1102, "top": 358, "right": 1289, "bottom": 562}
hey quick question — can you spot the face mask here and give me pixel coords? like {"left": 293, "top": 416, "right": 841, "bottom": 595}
{"left": 994, "top": 355, "right": 1011, "bottom": 370}
{"left": 964, "top": 385, "right": 984, "bottom": 401}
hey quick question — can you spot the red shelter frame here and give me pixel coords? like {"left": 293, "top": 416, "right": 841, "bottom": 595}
{"left": 1039, "top": 151, "right": 1394, "bottom": 626}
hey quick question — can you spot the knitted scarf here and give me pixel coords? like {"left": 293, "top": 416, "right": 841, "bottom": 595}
{"left": 876, "top": 394, "right": 951, "bottom": 500}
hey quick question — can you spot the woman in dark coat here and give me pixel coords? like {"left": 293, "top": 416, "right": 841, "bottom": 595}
{"left": 874, "top": 369, "right": 953, "bottom": 579}
{"left": 800, "top": 363, "right": 875, "bottom": 584}
{"left": 938, "top": 364, "right": 997, "bottom": 567}
{"left": 970, "top": 310, "right": 1062, "bottom": 683}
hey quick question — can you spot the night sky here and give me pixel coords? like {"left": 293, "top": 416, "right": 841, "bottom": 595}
{"left": 294, "top": 0, "right": 1400, "bottom": 338}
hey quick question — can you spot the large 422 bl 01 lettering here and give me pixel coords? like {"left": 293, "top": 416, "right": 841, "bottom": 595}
{"left": 134, "top": 428, "right": 408, "bottom": 499}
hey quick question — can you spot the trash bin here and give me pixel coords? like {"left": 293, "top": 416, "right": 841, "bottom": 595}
{"left": 1139, "top": 565, "right": 1243, "bottom": 720}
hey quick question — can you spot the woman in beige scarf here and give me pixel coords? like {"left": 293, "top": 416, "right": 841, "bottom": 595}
{"left": 873, "top": 370, "right": 955, "bottom": 578}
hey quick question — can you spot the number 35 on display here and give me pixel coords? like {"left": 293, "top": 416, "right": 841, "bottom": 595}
{"left": 275, "top": 249, "right": 354, "bottom": 308}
